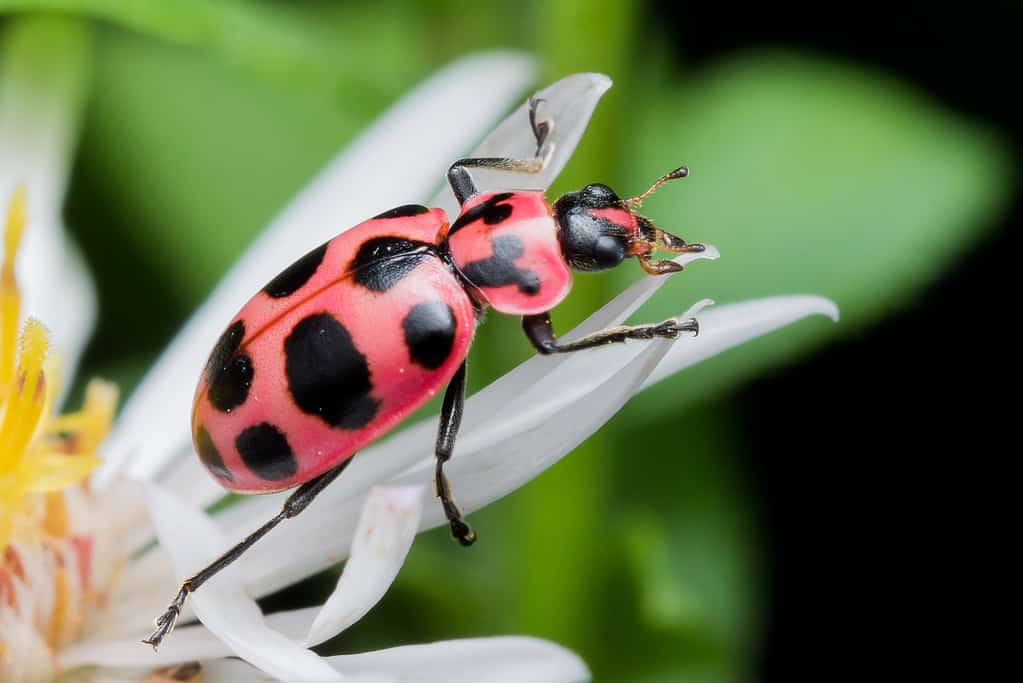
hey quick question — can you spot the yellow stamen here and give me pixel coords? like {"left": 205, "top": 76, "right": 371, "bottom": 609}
{"left": 0, "top": 186, "right": 122, "bottom": 675}
{"left": 23, "top": 452, "right": 104, "bottom": 492}
{"left": 0, "top": 188, "right": 116, "bottom": 554}
{"left": 48, "top": 562, "right": 87, "bottom": 649}
{"left": 42, "top": 491, "right": 68, "bottom": 537}
{"left": 44, "top": 378, "right": 118, "bottom": 455}
{"left": 1, "top": 184, "right": 26, "bottom": 389}
{"left": 0, "top": 319, "right": 50, "bottom": 475}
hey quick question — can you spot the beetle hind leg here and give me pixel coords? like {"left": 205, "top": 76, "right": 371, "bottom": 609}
{"left": 143, "top": 459, "right": 351, "bottom": 649}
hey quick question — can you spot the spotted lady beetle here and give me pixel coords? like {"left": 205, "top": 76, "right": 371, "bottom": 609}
{"left": 145, "top": 97, "right": 705, "bottom": 647}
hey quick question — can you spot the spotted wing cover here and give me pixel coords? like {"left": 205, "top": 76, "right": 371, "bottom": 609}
{"left": 446, "top": 191, "right": 572, "bottom": 316}
{"left": 193, "top": 205, "right": 476, "bottom": 492}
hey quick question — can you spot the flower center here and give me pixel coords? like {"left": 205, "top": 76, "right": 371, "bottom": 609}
{"left": 0, "top": 187, "right": 119, "bottom": 679}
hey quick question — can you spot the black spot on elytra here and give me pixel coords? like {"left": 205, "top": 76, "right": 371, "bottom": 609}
{"left": 204, "top": 321, "right": 244, "bottom": 383}
{"left": 402, "top": 302, "right": 457, "bottom": 369}
{"left": 235, "top": 423, "right": 297, "bottom": 481}
{"left": 285, "top": 312, "right": 380, "bottom": 429}
{"left": 263, "top": 243, "right": 328, "bottom": 298}
{"left": 205, "top": 321, "right": 253, "bottom": 412}
{"left": 374, "top": 204, "right": 430, "bottom": 219}
{"left": 449, "top": 192, "right": 514, "bottom": 234}
{"left": 350, "top": 236, "right": 433, "bottom": 292}
{"left": 460, "top": 235, "right": 541, "bottom": 295}
{"left": 195, "top": 425, "right": 233, "bottom": 482}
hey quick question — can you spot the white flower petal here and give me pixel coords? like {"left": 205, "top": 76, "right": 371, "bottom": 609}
{"left": 60, "top": 608, "right": 319, "bottom": 669}
{"left": 326, "top": 636, "right": 590, "bottom": 683}
{"left": 197, "top": 254, "right": 716, "bottom": 595}
{"left": 160, "top": 246, "right": 719, "bottom": 526}
{"left": 306, "top": 486, "right": 424, "bottom": 647}
{"left": 145, "top": 483, "right": 343, "bottom": 683}
{"left": 97, "top": 52, "right": 537, "bottom": 488}
{"left": 429, "top": 72, "right": 612, "bottom": 217}
{"left": 0, "top": 20, "right": 95, "bottom": 388}
{"left": 643, "top": 294, "right": 841, "bottom": 388}
{"left": 59, "top": 620, "right": 231, "bottom": 669}
{"left": 196, "top": 658, "right": 279, "bottom": 683}
{"left": 210, "top": 291, "right": 832, "bottom": 597}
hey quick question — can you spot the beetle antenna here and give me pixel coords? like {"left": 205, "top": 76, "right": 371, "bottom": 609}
{"left": 622, "top": 165, "right": 688, "bottom": 209}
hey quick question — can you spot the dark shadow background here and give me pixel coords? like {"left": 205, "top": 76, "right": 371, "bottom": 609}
{"left": 651, "top": 3, "right": 1017, "bottom": 679}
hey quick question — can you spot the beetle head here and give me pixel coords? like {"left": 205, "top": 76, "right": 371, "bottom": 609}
{"left": 552, "top": 166, "right": 704, "bottom": 275}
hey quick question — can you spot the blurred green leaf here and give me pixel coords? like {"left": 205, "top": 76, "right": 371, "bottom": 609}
{"left": 65, "top": 17, "right": 431, "bottom": 370}
{"left": 70, "top": 17, "right": 431, "bottom": 309}
{"left": 619, "top": 51, "right": 1013, "bottom": 419}
{"left": 0, "top": 0, "right": 428, "bottom": 93}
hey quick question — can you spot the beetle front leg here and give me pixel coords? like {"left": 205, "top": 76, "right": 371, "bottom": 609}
{"left": 434, "top": 361, "right": 476, "bottom": 546}
{"left": 522, "top": 312, "right": 699, "bottom": 355}
{"left": 447, "top": 97, "right": 553, "bottom": 205}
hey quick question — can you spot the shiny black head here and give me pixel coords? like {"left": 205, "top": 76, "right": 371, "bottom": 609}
{"left": 553, "top": 167, "right": 705, "bottom": 276}
{"left": 552, "top": 183, "right": 630, "bottom": 272}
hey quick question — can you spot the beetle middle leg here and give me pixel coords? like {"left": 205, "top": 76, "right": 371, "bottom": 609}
{"left": 434, "top": 360, "right": 476, "bottom": 546}
{"left": 447, "top": 97, "right": 553, "bottom": 205}
{"left": 522, "top": 312, "right": 700, "bottom": 355}
{"left": 143, "top": 459, "right": 352, "bottom": 649}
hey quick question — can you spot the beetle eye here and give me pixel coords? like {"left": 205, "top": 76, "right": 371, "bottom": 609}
{"left": 592, "top": 234, "right": 627, "bottom": 269}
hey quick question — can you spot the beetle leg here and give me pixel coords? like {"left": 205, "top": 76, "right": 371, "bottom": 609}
{"left": 528, "top": 95, "right": 552, "bottom": 156}
{"left": 434, "top": 361, "right": 476, "bottom": 546}
{"left": 447, "top": 98, "right": 554, "bottom": 205}
{"left": 143, "top": 459, "right": 352, "bottom": 650}
{"left": 522, "top": 311, "right": 699, "bottom": 355}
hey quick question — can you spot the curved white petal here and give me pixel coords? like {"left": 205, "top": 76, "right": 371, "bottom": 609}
{"left": 195, "top": 254, "right": 716, "bottom": 595}
{"left": 60, "top": 619, "right": 231, "bottom": 669}
{"left": 644, "top": 294, "right": 840, "bottom": 387}
{"left": 0, "top": 19, "right": 95, "bottom": 388}
{"left": 145, "top": 483, "right": 342, "bottom": 683}
{"left": 306, "top": 485, "right": 423, "bottom": 647}
{"left": 430, "top": 72, "right": 612, "bottom": 217}
{"left": 195, "top": 659, "right": 280, "bottom": 683}
{"left": 326, "top": 636, "right": 590, "bottom": 683}
{"left": 183, "top": 258, "right": 716, "bottom": 594}
{"left": 220, "top": 293, "right": 832, "bottom": 596}
{"left": 59, "top": 607, "right": 319, "bottom": 669}
{"left": 98, "top": 52, "right": 537, "bottom": 487}
{"left": 150, "top": 245, "right": 719, "bottom": 522}
{"left": 199, "top": 636, "right": 589, "bottom": 683}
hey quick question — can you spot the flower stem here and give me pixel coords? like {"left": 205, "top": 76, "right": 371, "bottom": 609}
{"left": 511, "top": 0, "right": 641, "bottom": 653}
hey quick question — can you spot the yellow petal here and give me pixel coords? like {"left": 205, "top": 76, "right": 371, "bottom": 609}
{"left": 22, "top": 452, "right": 102, "bottom": 493}
{"left": 1, "top": 184, "right": 26, "bottom": 387}
{"left": 0, "top": 319, "right": 49, "bottom": 474}
{"left": 42, "top": 490, "right": 69, "bottom": 537}
{"left": 44, "top": 378, "right": 118, "bottom": 454}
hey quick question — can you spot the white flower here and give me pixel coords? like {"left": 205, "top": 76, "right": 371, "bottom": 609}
{"left": 1, "top": 17, "right": 838, "bottom": 683}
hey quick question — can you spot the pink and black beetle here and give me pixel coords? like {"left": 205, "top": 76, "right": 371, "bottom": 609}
{"left": 145, "top": 97, "right": 705, "bottom": 648}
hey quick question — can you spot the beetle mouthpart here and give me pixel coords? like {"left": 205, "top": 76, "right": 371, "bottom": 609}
{"left": 657, "top": 228, "right": 706, "bottom": 255}
{"left": 638, "top": 253, "right": 684, "bottom": 276}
